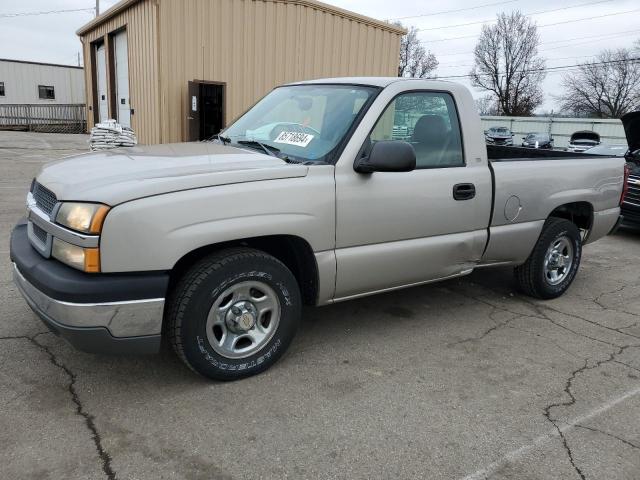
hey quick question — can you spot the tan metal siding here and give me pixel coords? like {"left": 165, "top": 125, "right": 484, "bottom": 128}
{"left": 79, "top": 0, "right": 402, "bottom": 144}
{"left": 80, "top": 0, "right": 160, "bottom": 144}
{"left": 158, "top": 0, "right": 402, "bottom": 143}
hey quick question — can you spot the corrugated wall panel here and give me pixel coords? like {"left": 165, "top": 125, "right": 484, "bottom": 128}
{"left": 80, "top": 0, "right": 160, "bottom": 144}
{"left": 158, "top": 0, "right": 402, "bottom": 143}
{"left": 0, "top": 61, "right": 85, "bottom": 104}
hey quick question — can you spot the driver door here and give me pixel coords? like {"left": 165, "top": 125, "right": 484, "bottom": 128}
{"left": 333, "top": 90, "right": 492, "bottom": 300}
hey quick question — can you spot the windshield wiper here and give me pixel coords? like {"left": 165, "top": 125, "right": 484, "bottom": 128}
{"left": 237, "top": 140, "right": 280, "bottom": 157}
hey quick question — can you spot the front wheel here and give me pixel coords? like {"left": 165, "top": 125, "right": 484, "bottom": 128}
{"left": 514, "top": 218, "right": 582, "bottom": 299}
{"left": 167, "top": 248, "right": 301, "bottom": 381}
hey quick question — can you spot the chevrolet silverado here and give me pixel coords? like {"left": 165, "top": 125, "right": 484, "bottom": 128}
{"left": 11, "top": 78, "right": 628, "bottom": 380}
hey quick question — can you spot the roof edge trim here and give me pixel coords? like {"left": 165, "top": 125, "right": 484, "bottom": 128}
{"left": 77, "top": 0, "right": 406, "bottom": 36}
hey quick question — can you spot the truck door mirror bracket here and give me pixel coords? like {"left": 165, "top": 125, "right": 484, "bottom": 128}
{"left": 354, "top": 140, "right": 416, "bottom": 174}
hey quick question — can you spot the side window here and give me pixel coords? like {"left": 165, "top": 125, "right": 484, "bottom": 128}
{"left": 38, "top": 85, "right": 55, "bottom": 100}
{"left": 0, "top": 82, "right": 4, "bottom": 97}
{"left": 368, "top": 91, "right": 464, "bottom": 168}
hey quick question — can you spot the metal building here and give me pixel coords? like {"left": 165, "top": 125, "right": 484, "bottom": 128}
{"left": 77, "top": 0, "right": 404, "bottom": 145}
{"left": 0, "top": 59, "right": 84, "bottom": 104}
{"left": 0, "top": 59, "right": 86, "bottom": 133}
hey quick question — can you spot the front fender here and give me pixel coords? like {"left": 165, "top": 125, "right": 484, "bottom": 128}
{"left": 100, "top": 171, "right": 335, "bottom": 272}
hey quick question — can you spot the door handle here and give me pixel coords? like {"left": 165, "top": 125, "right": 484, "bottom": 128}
{"left": 453, "top": 183, "right": 476, "bottom": 200}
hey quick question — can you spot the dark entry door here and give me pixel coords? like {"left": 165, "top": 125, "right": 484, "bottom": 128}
{"left": 187, "top": 81, "right": 200, "bottom": 141}
{"left": 200, "top": 83, "right": 224, "bottom": 140}
{"left": 187, "top": 82, "right": 224, "bottom": 141}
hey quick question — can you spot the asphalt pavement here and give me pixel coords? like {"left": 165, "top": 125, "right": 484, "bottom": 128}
{"left": 1, "top": 131, "right": 639, "bottom": 480}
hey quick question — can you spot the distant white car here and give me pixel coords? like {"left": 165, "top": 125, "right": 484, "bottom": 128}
{"left": 567, "top": 131, "right": 600, "bottom": 153}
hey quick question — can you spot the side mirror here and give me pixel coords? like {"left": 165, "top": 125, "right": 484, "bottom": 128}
{"left": 354, "top": 141, "right": 416, "bottom": 174}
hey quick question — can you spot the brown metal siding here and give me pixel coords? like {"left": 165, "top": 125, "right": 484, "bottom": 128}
{"left": 80, "top": 0, "right": 161, "bottom": 144}
{"left": 80, "top": 0, "right": 402, "bottom": 144}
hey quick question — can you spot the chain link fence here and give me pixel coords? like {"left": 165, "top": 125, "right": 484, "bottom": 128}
{"left": 0, "top": 104, "right": 86, "bottom": 134}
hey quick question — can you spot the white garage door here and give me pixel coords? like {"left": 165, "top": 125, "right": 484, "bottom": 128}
{"left": 113, "top": 30, "right": 130, "bottom": 127}
{"left": 95, "top": 44, "right": 108, "bottom": 123}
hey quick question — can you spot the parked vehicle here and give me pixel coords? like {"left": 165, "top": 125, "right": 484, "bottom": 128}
{"left": 11, "top": 78, "right": 627, "bottom": 381}
{"left": 522, "top": 132, "right": 554, "bottom": 149}
{"left": 620, "top": 112, "right": 640, "bottom": 226}
{"left": 485, "top": 126, "right": 514, "bottom": 146}
{"left": 567, "top": 130, "right": 601, "bottom": 153}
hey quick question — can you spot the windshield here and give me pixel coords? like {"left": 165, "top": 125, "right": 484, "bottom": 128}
{"left": 489, "top": 128, "right": 510, "bottom": 135}
{"left": 219, "top": 84, "right": 378, "bottom": 163}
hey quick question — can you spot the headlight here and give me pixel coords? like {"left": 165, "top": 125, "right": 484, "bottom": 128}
{"left": 55, "top": 202, "right": 110, "bottom": 234}
{"left": 52, "top": 238, "right": 100, "bottom": 272}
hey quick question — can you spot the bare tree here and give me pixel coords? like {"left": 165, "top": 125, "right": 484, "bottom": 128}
{"left": 475, "top": 95, "right": 499, "bottom": 116}
{"left": 470, "top": 11, "right": 545, "bottom": 116}
{"left": 558, "top": 48, "right": 640, "bottom": 118}
{"left": 396, "top": 23, "right": 438, "bottom": 78}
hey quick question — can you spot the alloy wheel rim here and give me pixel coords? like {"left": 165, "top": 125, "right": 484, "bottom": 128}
{"left": 205, "top": 281, "right": 281, "bottom": 359}
{"left": 543, "top": 236, "right": 574, "bottom": 285}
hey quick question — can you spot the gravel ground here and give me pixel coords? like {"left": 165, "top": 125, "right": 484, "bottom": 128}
{"left": 1, "top": 131, "right": 639, "bottom": 480}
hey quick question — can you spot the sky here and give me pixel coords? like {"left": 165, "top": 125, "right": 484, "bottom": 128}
{"left": 0, "top": 0, "right": 638, "bottom": 112}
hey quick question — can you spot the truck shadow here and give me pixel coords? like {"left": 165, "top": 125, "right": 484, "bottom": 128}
{"left": 614, "top": 224, "right": 640, "bottom": 238}
{"left": 59, "top": 265, "right": 518, "bottom": 388}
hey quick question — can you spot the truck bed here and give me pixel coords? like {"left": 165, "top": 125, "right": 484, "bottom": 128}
{"left": 480, "top": 150, "right": 624, "bottom": 266}
{"left": 487, "top": 144, "right": 611, "bottom": 161}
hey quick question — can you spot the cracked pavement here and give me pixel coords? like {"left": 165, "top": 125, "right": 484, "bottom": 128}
{"left": 1, "top": 131, "right": 639, "bottom": 479}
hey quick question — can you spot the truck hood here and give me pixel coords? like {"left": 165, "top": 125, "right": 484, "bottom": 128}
{"left": 36, "top": 142, "right": 309, "bottom": 205}
{"left": 621, "top": 111, "right": 640, "bottom": 153}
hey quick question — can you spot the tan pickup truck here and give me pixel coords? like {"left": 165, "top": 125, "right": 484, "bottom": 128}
{"left": 11, "top": 78, "right": 628, "bottom": 380}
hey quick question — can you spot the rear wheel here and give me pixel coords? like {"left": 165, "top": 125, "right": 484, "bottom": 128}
{"left": 167, "top": 248, "right": 301, "bottom": 381}
{"left": 514, "top": 217, "right": 582, "bottom": 299}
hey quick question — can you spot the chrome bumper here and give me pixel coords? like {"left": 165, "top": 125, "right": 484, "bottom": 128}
{"left": 13, "top": 263, "right": 164, "bottom": 354}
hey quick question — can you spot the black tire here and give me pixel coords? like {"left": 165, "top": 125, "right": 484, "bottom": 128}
{"left": 514, "top": 217, "right": 582, "bottom": 299}
{"left": 167, "top": 248, "right": 301, "bottom": 381}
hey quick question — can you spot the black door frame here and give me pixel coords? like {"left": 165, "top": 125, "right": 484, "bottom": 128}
{"left": 187, "top": 80, "right": 226, "bottom": 141}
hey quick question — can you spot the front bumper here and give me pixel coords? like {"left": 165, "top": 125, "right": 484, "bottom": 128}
{"left": 10, "top": 223, "right": 169, "bottom": 354}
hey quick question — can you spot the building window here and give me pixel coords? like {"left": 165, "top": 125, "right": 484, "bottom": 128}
{"left": 0, "top": 82, "right": 4, "bottom": 96}
{"left": 38, "top": 85, "right": 55, "bottom": 100}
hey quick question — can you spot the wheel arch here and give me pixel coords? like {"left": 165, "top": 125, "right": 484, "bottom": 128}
{"left": 167, "top": 234, "right": 320, "bottom": 306}
{"left": 547, "top": 201, "right": 594, "bottom": 236}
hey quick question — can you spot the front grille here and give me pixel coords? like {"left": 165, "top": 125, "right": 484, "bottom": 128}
{"left": 32, "top": 223, "right": 48, "bottom": 244}
{"left": 625, "top": 175, "right": 640, "bottom": 204}
{"left": 621, "top": 205, "right": 640, "bottom": 222}
{"left": 32, "top": 182, "right": 57, "bottom": 215}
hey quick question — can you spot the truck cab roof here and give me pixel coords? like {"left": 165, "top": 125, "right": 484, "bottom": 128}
{"left": 289, "top": 77, "right": 456, "bottom": 89}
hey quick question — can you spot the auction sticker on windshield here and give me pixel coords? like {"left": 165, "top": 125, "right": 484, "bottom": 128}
{"left": 274, "top": 131, "right": 314, "bottom": 147}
